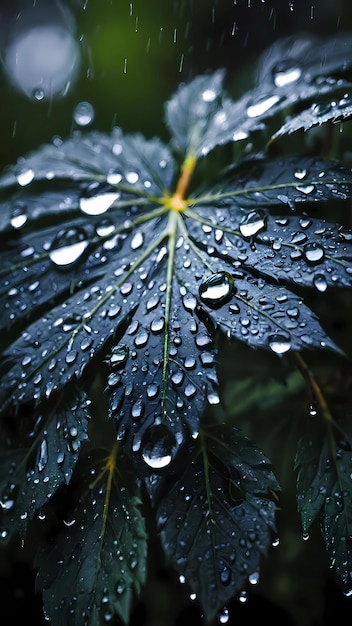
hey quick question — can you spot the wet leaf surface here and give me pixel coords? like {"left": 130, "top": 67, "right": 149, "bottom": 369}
{"left": 1, "top": 31, "right": 352, "bottom": 625}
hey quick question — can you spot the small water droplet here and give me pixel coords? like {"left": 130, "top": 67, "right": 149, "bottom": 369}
{"left": 33, "top": 87, "right": 45, "bottom": 101}
{"left": 247, "top": 94, "right": 280, "bottom": 118}
{"left": 239, "top": 210, "right": 266, "bottom": 238}
{"left": 296, "top": 184, "right": 315, "bottom": 194}
{"left": 294, "top": 168, "right": 307, "bottom": 180}
{"left": 11, "top": 204, "right": 28, "bottom": 229}
{"left": 268, "top": 332, "right": 291, "bottom": 355}
{"left": 126, "top": 171, "right": 139, "bottom": 184}
{"left": 218, "top": 607, "right": 230, "bottom": 624}
{"left": 202, "top": 88, "right": 217, "bottom": 102}
{"left": 49, "top": 227, "right": 89, "bottom": 267}
{"left": 106, "top": 170, "right": 123, "bottom": 185}
{"left": 110, "top": 345, "right": 129, "bottom": 368}
{"left": 249, "top": 571, "right": 259, "bottom": 585}
{"left": 73, "top": 101, "right": 95, "bottom": 126}
{"left": 37, "top": 439, "right": 48, "bottom": 472}
{"left": 131, "top": 232, "right": 144, "bottom": 250}
{"left": 220, "top": 567, "right": 231, "bottom": 586}
{"left": 147, "top": 383, "right": 159, "bottom": 399}
{"left": 134, "top": 329, "right": 149, "bottom": 348}
{"left": 131, "top": 399, "right": 144, "bottom": 419}
{"left": 199, "top": 272, "right": 235, "bottom": 309}
{"left": 313, "top": 273, "right": 328, "bottom": 292}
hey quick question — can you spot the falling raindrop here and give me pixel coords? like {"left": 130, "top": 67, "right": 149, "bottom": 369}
{"left": 272, "top": 60, "right": 302, "bottom": 87}
{"left": 199, "top": 272, "right": 235, "bottom": 309}
{"left": 268, "top": 332, "right": 291, "bottom": 355}
{"left": 73, "top": 101, "right": 95, "bottom": 126}
{"left": 239, "top": 210, "right": 267, "bottom": 238}
{"left": 48, "top": 227, "right": 89, "bottom": 267}
{"left": 141, "top": 423, "right": 180, "bottom": 469}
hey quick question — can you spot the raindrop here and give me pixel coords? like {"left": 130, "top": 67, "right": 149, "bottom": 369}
{"left": 131, "top": 232, "right": 144, "bottom": 250}
{"left": 80, "top": 187, "right": 120, "bottom": 216}
{"left": 313, "top": 273, "right": 328, "bottom": 292}
{"left": 296, "top": 184, "right": 315, "bottom": 194}
{"left": 294, "top": 168, "right": 307, "bottom": 180}
{"left": 37, "top": 439, "right": 48, "bottom": 472}
{"left": 246, "top": 94, "right": 280, "bottom": 118}
{"left": 249, "top": 571, "right": 259, "bottom": 585}
{"left": 106, "top": 170, "right": 123, "bottom": 185}
{"left": 11, "top": 204, "right": 28, "bottom": 229}
{"left": 131, "top": 399, "right": 144, "bottom": 419}
{"left": 272, "top": 60, "right": 302, "bottom": 87}
{"left": 303, "top": 242, "right": 325, "bottom": 265}
{"left": 134, "top": 329, "right": 149, "bottom": 348}
{"left": 207, "top": 391, "right": 220, "bottom": 405}
{"left": 141, "top": 423, "right": 180, "bottom": 469}
{"left": 218, "top": 607, "right": 230, "bottom": 624}
{"left": 126, "top": 171, "right": 139, "bottom": 184}
{"left": 110, "top": 345, "right": 129, "bottom": 368}
{"left": 268, "top": 332, "right": 291, "bottom": 355}
{"left": 73, "top": 101, "right": 95, "bottom": 126}
{"left": 199, "top": 272, "right": 235, "bottom": 309}
{"left": 65, "top": 350, "right": 77, "bottom": 365}
{"left": 147, "top": 383, "right": 159, "bottom": 399}
{"left": 239, "top": 210, "right": 266, "bottom": 238}
{"left": 202, "top": 88, "right": 217, "bottom": 102}
{"left": 33, "top": 87, "right": 45, "bottom": 101}
{"left": 16, "top": 167, "right": 34, "bottom": 186}
{"left": 49, "top": 227, "right": 89, "bottom": 267}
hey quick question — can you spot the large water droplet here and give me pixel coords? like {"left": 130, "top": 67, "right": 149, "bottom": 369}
{"left": 141, "top": 423, "right": 180, "bottom": 469}
{"left": 239, "top": 210, "right": 266, "bottom": 238}
{"left": 313, "top": 273, "right": 328, "bottom": 292}
{"left": 199, "top": 272, "right": 235, "bottom": 309}
{"left": 268, "top": 331, "right": 291, "bottom": 354}
{"left": 303, "top": 242, "right": 325, "bottom": 265}
{"left": 16, "top": 167, "right": 35, "bottom": 186}
{"left": 247, "top": 94, "right": 280, "bottom": 118}
{"left": 73, "top": 101, "right": 95, "bottom": 126}
{"left": 80, "top": 184, "right": 120, "bottom": 216}
{"left": 272, "top": 60, "right": 302, "bottom": 87}
{"left": 48, "top": 227, "right": 89, "bottom": 267}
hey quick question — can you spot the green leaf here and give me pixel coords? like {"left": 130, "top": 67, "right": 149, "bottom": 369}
{"left": 35, "top": 444, "right": 148, "bottom": 625}
{"left": 295, "top": 414, "right": 352, "bottom": 592}
{"left": 157, "top": 422, "right": 279, "bottom": 622}
{"left": 0, "top": 392, "right": 90, "bottom": 540}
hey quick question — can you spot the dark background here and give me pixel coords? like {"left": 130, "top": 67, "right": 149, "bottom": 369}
{"left": 1, "top": 1, "right": 352, "bottom": 625}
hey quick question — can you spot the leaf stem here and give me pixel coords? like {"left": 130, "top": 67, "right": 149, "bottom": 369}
{"left": 175, "top": 154, "right": 197, "bottom": 200}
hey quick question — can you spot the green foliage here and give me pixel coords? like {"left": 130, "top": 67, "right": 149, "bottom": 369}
{"left": 1, "top": 33, "right": 352, "bottom": 625}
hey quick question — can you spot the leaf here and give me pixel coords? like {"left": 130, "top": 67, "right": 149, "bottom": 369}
{"left": 157, "top": 422, "right": 279, "bottom": 622}
{"left": 0, "top": 392, "right": 90, "bottom": 540}
{"left": 272, "top": 97, "right": 352, "bottom": 141}
{"left": 35, "top": 444, "right": 148, "bottom": 625}
{"left": 295, "top": 414, "right": 352, "bottom": 593}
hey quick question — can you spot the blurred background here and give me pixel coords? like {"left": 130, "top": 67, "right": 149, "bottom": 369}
{"left": 1, "top": 1, "right": 352, "bottom": 625}
{"left": 0, "top": 0, "right": 351, "bottom": 170}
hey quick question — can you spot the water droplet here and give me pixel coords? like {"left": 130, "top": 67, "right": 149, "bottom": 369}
{"left": 171, "top": 371, "right": 184, "bottom": 386}
{"left": 49, "top": 227, "right": 89, "bottom": 267}
{"left": 313, "top": 273, "right": 328, "bottom": 292}
{"left": 294, "top": 168, "right": 307, "bottom": 180}
{"left": 272, "top": 60, "right": 302, "bottom": 87}
{"left": 207, "top": 391, "right": 220, "bottom": 405}
{"left": 247, "top": 94, "right": 280, "bottom": 118}
{"left": 106, "top": 170, "right": 123, "bottom": 185}
{"left": 218, "top": 607, "right": 230, "bottom": 624}
{"left": 202, "top": 88, "right": 217, "bottom": 102}
{"left": 65, "top": 350, "right": 78, "bottom": 365}
{"left": 16, "top": 167, "right": 34, "bottom": 186}
{"left": 249, "top": 571, "right": 259, "bottom": 585}
{"left": 239, "top": 210, "right": 267, "bottom": 238}
{"left": 131, "top": 232, "right": 144, "bottom": 250}
{"left": 303, "top": 242, "right": 325, "bottom": 265}
{"left": 37, "top": 439, "right": 48, "bottom": 472}
{"left": 134, "top": 329, "right": 149, "bottom": 348}
{"left": 296, "top": 184, "right": 315, "bottom": 194}
{"left": 141, "top": 423, "right": 179, "bottom": 469}
{"left": 126, "top": 171, "right": 139, "bottom": 184}
{"left": 268, "top": 332, "right": 291, "bottom": 355}
{"left": 131, "top": 399, "right": 144, "bottom": 419}
{"left": 110, "top": 345, "right": 129, "bottom": 368}
{"left": 73, "top": 101, "right": 95, "bottom": 126}
{"left": 147, "top": 383, "right": 159, "bottom": 399}
{"left": 11, "top": 204, "right": 28, "bottom": 229}
{"left": 220, "top": 567, "right": 231, "bottom": 585}
{"left": 199, "top": 272, "right": 235, "bottom": 309}
{"left": 80, "top": 187, "right": 120, "bottom": 216}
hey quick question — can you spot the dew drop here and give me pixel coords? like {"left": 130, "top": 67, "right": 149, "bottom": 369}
{"left": 199, "top": 272, "right": 235, "bottom": 309}
{"left": 73, "top": 101, "right": 95, "bottom": 126}
{"left": 49, "top": 227, "right": 89, "bottom": 267}
{"left": 141, "top": 423, "right": 179, "bottom": 469}
{"left": 303, "top": 242, "right": 325, "bottom": 265}
{"left": 218, "top": 607, "right": 230, "bottom": 624}
{"left": 239, "top": 210, "right": 267, "bottom": 238}
{"left": 268, "top": 332, "right": 291, "bottom": 355}
{"left": 272, "top": 60, "right": 302, "bottom": 87}
{"left": 246, "top": 94, "right": 280, "bottom": 118}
